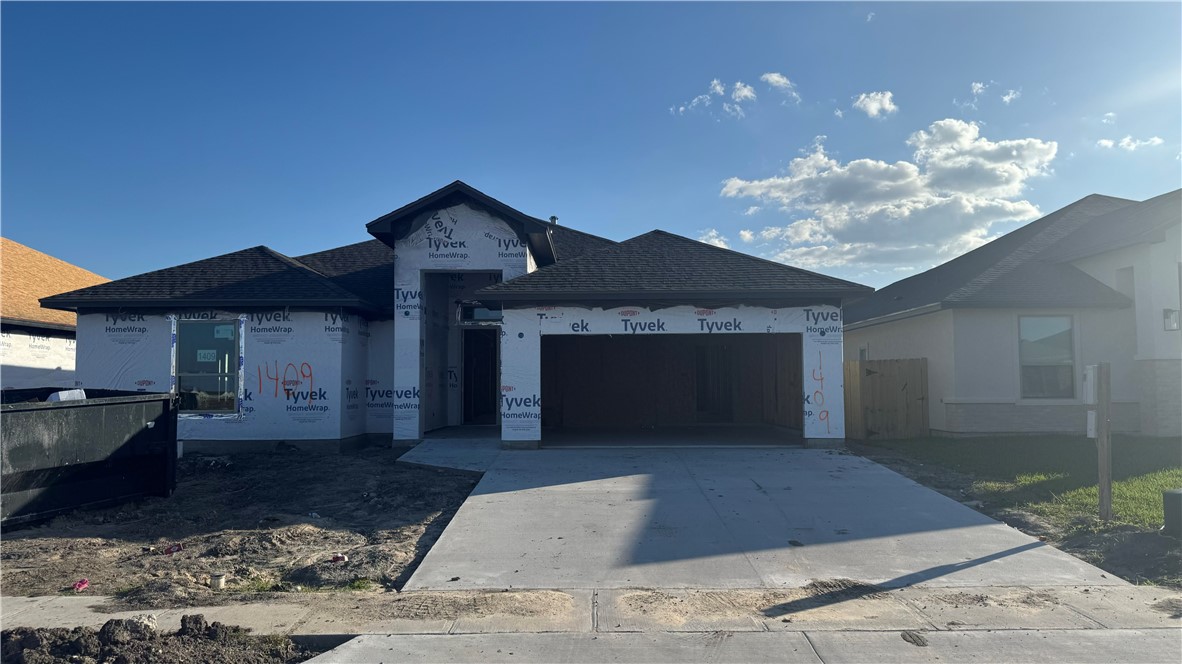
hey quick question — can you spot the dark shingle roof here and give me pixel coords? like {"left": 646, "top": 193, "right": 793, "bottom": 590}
{"left": 844, "top": 194, "right": 1137, "bottom": 327}
{"left": 477, "top": 230, "right": 871, "bottom": 303}
{"left": 295, "top": 239, "right": 397, "bottom": 310}
{"left": 41, "top": 246, "right": 377, "bottom": 312}
{"left": 292, "top": 227, "right": 616, "bottom": 313}
{"left": 549, "top": 225, "right": 617, "bottom": 260}
{"left": 1038, "top": 189, "right": 1181, "bottom": 263}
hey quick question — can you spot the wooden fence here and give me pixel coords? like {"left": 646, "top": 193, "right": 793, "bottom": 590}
{"left": 843, "top": 359, "right": 929, "bottom": 440}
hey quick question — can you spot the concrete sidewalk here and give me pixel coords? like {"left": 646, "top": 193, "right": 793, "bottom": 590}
{"left": 3, "top": 584, "right": 1178, "bottom": 636}
{"left": 3, "top": 585, "right": 1178, "bottom": 662}
{"left": 397, "top": 437, "right": 502, "bottom": 472}
{"left": 307, "top": 629, "right": 1182, "bottom": 664}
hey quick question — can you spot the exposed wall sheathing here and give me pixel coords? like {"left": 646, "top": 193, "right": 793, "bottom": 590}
{"left": 340, "top": 315, "right": 368, "bottom": 439}
{"left": 391, "top": 204, "right": 530, "bottom": 439}
{"left": 76, "top": 310, "right": 377, "bottom": 441}
{"left": 365, "top": 320, "right": 395, "bottom": 434}
{"left": 1, "top": 329, "right": 80, "bottom": 389}
{"left": 76, "top": 313, "right": 173, "bottom": 393}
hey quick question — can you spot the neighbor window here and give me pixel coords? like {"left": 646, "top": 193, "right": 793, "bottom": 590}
{"left": 1019, "top": 316, "right": 1075, "bottom": 399}
{"left": 176, "top": 321, "right": 238, "bottom": 412}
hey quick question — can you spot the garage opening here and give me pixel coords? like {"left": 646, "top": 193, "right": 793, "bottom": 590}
{"left": 540, "top": 334, "right": 803, "bottom": 445}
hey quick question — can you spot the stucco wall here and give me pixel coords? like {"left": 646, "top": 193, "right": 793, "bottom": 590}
{"left": 947, "top": 307, "right": 1141, "bottom": 435}
{"left": 844, "top": 309, "right": 954, "bottom": 432}
{"left": 1072, "top": 224, "right": 1181, "bottom": 436}
{"left": 846, "top": 306, "right": 1147, "bottom": 436}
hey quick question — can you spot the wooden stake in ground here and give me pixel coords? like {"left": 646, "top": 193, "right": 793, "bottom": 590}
{"left": 1096, "top": 362, "right": 1112, "bottom": 522}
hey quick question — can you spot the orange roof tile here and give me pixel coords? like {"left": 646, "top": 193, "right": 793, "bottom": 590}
{"left": 1, "top": 238, "right": 109, "bottom": 328}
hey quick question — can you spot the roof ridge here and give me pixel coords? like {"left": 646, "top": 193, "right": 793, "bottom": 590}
{"left": 946, "top": 197, "right": 1128, "bottom": 302}
{"left": 489, "top": 231, "right": 635, "bottom": 288}
{"left": 549, "top": 224, "right": 616, "bottom": 244}
{"left": 647, "top": 229, "right": 872, "bottom": 290}
{"left": 295, "top": 238, "right": 386, "bottom": 260}
{"left": 256, "top": 246, "right": 381, "bottom": 305}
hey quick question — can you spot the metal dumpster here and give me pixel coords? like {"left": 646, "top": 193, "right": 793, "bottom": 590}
{"left": 1, "top": 388, "right": 178, "bottom": 529}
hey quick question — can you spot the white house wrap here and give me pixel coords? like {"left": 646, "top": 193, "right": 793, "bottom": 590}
{"left": 46, "top": 181, "right": 870, "bottom": 449}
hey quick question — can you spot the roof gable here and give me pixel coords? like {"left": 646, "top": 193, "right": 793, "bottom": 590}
{"left": 41, "top": 246, "right": 376, "bottom": 312}
{"left": 366, "top": 181, "right": 558, "bottom": 265}
{"left": 477, "top": 229, "right": 871, "bottom": 304}
{"left": 1, "top": 238, "right": 109, "bottom": 329}
{"left": 845, "top": 193, "right": 1135, "bottom": 326}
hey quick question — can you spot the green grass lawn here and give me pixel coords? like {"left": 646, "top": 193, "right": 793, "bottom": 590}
{"left": 858, "top": 435, "right": 1182, "bottom": 534}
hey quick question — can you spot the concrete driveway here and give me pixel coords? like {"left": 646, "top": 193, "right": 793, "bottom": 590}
{"left": 405, "top": 448, "right": 1118, "bottom": 590}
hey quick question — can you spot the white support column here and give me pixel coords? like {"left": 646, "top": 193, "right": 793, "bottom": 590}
{"left": 802, "top": 305, "right": 846, "bottom": 444}
{"left": 392, "top": 276, "right": 422, "bottom": 441}
{"left": 500, "top": 309, "right": 541, "bottom": 448}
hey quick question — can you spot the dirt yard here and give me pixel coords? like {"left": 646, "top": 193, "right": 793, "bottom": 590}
{"left": 1, "top": 445, "right": 480, "bottom": 609}
{"left": 2, "top": 614, "right": 319, "bottom": 664}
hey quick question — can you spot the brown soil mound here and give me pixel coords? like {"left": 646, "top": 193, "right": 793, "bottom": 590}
{"left": 1, "top": 614, "right": 318, "bottom": 664}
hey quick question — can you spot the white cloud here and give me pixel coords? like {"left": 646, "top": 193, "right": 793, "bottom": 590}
{"left": 834, "top": 108, "right": 844, "bottom": 119}
{"left": 722, "top": 102, "right": 745, "bottom": 119}
{"left": 760, "top": 72, "right": 801, "bottom": 103}
{"left": 955, "top": 81, "right": 988, "bottom": 111}
{"left": 866, "top": 12, "right": 875, "bottom": 22}
{"left": 739, "top": 230, "right": 756, "bottom": 243}
{"left": 672, "top": 94, "right": 711, "bottom": 115}
{"left": 673, "top": 79, "right": 761, "bottom": 120}
{"left": 1001, "top": 89, "right": 1021, "bottom": 105}
{"left": 852, "top": 91, "right": 898, "bottom": 118}
{"left": 743, "top": 206, "right": 761, "bottom": 216}
{"left": 732, "top": 81, "right": 757, "bottom": 103}
{"left": 1102, "top": 112, "right": 1116, "bottom": 124}
{"left": 1117, "top": 135, "right": 1164, "bottom": 151}
{"left": 1098, "top": 135, "right": 1164, "bottom": 151}
{"left": 698, "top": 229, "right": 730, "bottom": 248}
{"left": 719, "top": 119, "right": 1057, "bottom": 271}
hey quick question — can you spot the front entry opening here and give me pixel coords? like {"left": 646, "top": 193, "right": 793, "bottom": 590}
{"left": 463, "top": 328, "right": 499, "bottom": 425}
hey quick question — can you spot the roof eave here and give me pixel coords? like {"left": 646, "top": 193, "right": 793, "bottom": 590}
{"left": 942, "top": 299, "right": 1132, "bottom": 310}
{"left": 844, "top": 303, "right": 945, "bottom": 331}
{"left": 0, "top": 316, "right": 77, "bottom": 332}
{"left": 477, "top": 287, "right": 871, "bottom": 303}
{"left": 42, "top": 297, "right": 380, "bottom": 314}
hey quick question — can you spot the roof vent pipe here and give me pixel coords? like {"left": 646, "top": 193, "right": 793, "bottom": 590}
{"left": 549, "top": 216, "right": 559, "bottom": 225}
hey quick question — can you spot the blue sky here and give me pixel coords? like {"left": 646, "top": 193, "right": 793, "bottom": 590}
{"left": 3, "top": 2, "right": 1179, "bottom": 288}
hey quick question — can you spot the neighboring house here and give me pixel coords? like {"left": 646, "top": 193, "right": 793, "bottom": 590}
{"left": 41, "top": 181, "right": 871, "bottom": 449}
{"left": 1, "top": 238, "right": 109, "bottom": 389}
{"left": 844, "top": 189, "right": 1181, "bottom": 438}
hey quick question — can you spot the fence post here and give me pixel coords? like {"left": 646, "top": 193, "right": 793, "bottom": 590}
{"left": 1097, "top": 362, "right": 1112, "bottom": 522}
